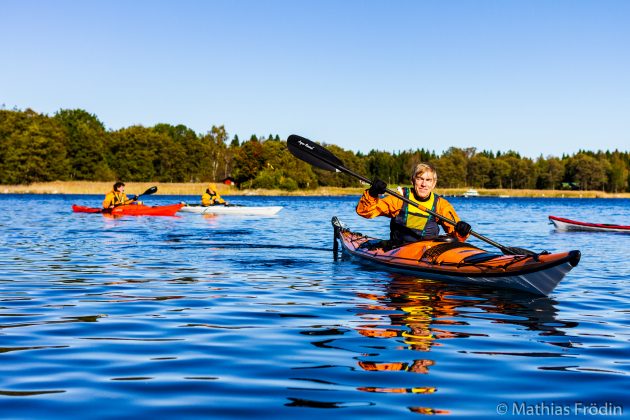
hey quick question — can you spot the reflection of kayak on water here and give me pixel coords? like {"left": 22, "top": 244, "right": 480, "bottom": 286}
{"left": 354, "top": 273, "right": 568, "bottom": 377}
{"left": 179, "top": 203, "right": 282, "bottom": 216}
{"left": 549, "top": 215, "right": 630, "bottom": 233}
{"left": 332, "top": 217, "right": 580, "bottom": 296}
{"left": 72, "top": 203, "right": 183, "bottom": 216}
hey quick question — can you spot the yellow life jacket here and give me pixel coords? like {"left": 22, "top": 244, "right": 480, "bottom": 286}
{"left": 201, "top": 190, "right": 225, "bottom": 206}
{"left": 112, "top": 191, "right": 125, "bottom": 205}
{"left": 103, "top": 191, "right": 128, "bottom": 208}
{"left": 391, "top": 188, "right": 440, "bottom": 242}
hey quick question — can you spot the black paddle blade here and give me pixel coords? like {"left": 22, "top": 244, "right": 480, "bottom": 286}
{"left": 140, "top": 186, "right": 158, "bottom": 197}
{"left": 287, "top": 134, "right": 343, "bottom": 172}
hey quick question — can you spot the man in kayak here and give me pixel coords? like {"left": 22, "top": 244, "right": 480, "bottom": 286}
{"left": 356, "top": 163, "right": 472, "bottom": 243}
{"left": 201, "top": 183, "right": 228, "bottom": 206}
{"left": 102, "top": 182, "right": 138, "bottom": 209}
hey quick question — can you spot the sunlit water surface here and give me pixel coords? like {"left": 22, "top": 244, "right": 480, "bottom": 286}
{"left": 0, "top": 194, "right": 628, "bottom": 419}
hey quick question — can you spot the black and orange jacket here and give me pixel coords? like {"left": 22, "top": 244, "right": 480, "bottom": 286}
{"left": 356, "top": 189, "right": 468, "bottom": 242}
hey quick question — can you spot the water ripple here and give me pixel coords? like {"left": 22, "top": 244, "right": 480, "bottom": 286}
{"left": 0, "top": 195, "right": 628, "bottom": 418}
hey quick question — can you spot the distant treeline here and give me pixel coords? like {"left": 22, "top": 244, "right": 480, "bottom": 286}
{"left": 1, "top": 108, "right": 629, "bottom": 192}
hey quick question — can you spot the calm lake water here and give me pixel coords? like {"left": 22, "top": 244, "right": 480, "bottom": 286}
{"left": 0, "top": 194, "right": 628, "bottom": 419}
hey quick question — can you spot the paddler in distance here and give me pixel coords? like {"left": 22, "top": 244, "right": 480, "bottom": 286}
{"left": 201, "top": 183, "right": 228, "bottom": 206}
{"left": 356, "top": 163, "right": 471, "bottom": 243}
{"left": 102, "top": 181, "right": 138, "bottom": 209}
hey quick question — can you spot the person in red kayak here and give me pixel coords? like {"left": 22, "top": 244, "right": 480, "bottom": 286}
{"left": 102, "top": 182, "right": 137, "bottom": 209}
{"left": 201, "top": 183, "right": 228, "bottom": 206}
{"left": 356, "top": 163, "right": 472, "bottom": 243}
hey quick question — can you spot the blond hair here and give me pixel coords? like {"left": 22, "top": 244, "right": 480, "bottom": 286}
{"left": 411, "top": 163, "right": 437, "bottom": 181}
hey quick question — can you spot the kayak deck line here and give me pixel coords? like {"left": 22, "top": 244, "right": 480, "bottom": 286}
{"left": 333, "top": 216, "right": 580, "bottom": 296}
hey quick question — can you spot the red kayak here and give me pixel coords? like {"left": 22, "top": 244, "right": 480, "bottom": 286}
{"left": 72, "top": 203, "right": 183, "bottom": 217}
{"left": 549, "top": 215, "right": 630, "bottom": 233}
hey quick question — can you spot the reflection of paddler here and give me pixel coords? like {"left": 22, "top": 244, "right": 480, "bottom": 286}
{"left": 358, "top": 385, "right": 437, "bottom": 394}
{"left": 353, "top": 276, "right": 464, "bottom": 382}
{"left": 358, "top": 360, "right": 435, "bottom": 374}
{"left": 355, "top": 274, "right": 565, "bottom": 373}
{"left": 351, "top": 274, "right": 564, "bottom": 413}
{"left": 356, "top": 279, "right": 459, "bottom": 353}
{"left": 201, "top": 183, "right": 227, "bottom": 206}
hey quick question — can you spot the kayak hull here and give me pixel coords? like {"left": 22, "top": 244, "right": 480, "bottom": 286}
{"left": 333, "top": 217, "right": 580, "bottom": 296}
{"left": 72, "top": 203, "right": 183, "bottom": 216}
{"left": 179, "top": 203, "right": 282, "bottom": 216}
{"left": 549, "top": 215, "right": 630, "bottom": 233}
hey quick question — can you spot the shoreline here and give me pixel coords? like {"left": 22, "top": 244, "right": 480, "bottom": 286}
{"left": 1, "top": 181, "right": 629, "bottom": 199}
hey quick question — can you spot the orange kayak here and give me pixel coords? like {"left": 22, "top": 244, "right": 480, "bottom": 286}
{"left": 72, "top": 203, "right": 183, "bottom": 216}
{"left": 332, "top": 217, "right": 580, "bottom": 296}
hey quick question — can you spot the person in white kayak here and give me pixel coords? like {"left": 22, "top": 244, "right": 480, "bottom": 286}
{"left": 201, "top": 183, "right": 228, "bottom": 206}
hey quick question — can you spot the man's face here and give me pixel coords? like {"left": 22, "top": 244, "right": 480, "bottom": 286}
{"left": 412, "top": 171, "right": 436, "bottom": 199}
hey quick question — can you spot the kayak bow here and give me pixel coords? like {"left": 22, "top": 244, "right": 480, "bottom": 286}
{"left": 333, "top": 217, "right": 580, "bottom": 296}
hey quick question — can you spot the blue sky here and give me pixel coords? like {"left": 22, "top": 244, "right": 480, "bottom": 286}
{"left": 2, "top": 0, "right": 628, "bottom": 158}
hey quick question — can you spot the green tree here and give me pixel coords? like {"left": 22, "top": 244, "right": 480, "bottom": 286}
{"left": 513, "top": 157, "right": 536, "bottom": 189}
{"left": 535, "top": 156, "right": 564, "bottom": 190}
{"left": 433, "top": 147, "right": 467, "bottom": 188}
{"left": 0, "top": 109, "right": 70, "bottom": 183}
{"left": 259, "top": 139, "right": 317, "bottom": 189}
{"left": 232, "top": 136, "right": 265, "bottom": 186}
{"left": 366, "top": 151, "right": 397, "bottom": 185}
{"left": 494, "top": 152, "right": 534, "bottom": 189}
{"left": 488, "top": 159, "right": 512, "bottom": 189}
{"left": 153, "top": 123, "right": 202, "bottom": 182}
{"left": 566, "top": 153, "right": 608, "bottom": 190}
{"left": 198, "top": 125, "right": 230, "bottom": 182}
{"left": 249, "top": 139, "right": 309, "bottom": 191}
{"left": 396, "top": 149, "right": 437, "bottom": 185}
{"left": 607, "top": 153, "right": 628, "bottom": 193}
{"left": 107, "top": 126, "right": 162, "bottom": 181}
{"left": 467, "top": 155, "right": 492, "bottom": 188}
{"left": 2, "top": 106, "right": 628, "bottom": 192}
{"left": 54, "top": 108, "right": 112, "bottom": 180}
{"left": 314, "top": 143, "right": 364, "bottom": 187}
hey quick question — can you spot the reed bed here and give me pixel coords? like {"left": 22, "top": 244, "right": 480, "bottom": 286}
{"left": 1, "top": 181, "right": 628, "bottom": 198}
{"left": 0, "top": 182, "right": 364, "bottom": 196}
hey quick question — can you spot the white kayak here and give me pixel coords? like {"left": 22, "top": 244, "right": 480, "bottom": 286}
{"left": 179, "top": 203, "right": 283, "bottom": 216}
{"left": 549, "top": 215, "right": 630, "bottom": 233}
